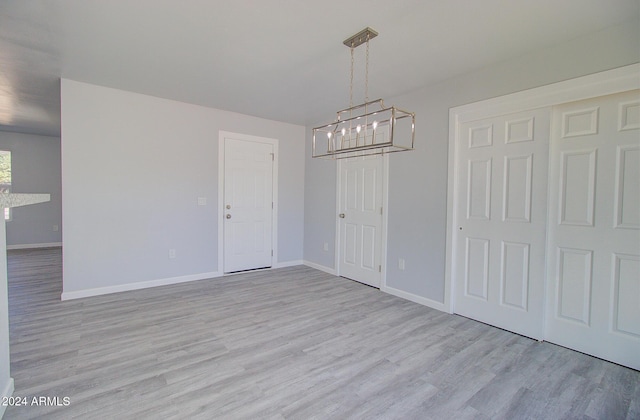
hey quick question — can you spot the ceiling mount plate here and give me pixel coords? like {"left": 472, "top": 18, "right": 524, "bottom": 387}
{"left": 343, "top": 27, "right": 378, "bottom": 48}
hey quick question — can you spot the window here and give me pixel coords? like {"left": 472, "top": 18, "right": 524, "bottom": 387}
{"left": 0, "top": 150, "right": 11, "bottom": 220}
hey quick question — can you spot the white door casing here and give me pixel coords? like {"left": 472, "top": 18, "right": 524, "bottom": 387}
{"left": 337, "top": 155, "right": 383, "bottom": 288}
{"left": 454, "top": 108, "right": 550, "bottom": 340}
{"left": 220, "top": 134, "right": 276, "bottom": 273}
{"left": 545, "top": 89, "right": 640, "bottom": 370}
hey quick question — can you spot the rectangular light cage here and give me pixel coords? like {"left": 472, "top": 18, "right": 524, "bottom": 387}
{"left": 312, "top": 99, "right": 415, "bottom": 159}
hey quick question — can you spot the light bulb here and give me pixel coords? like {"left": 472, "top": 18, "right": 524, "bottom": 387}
{"left": 327, "top": 132, "right": 332, "bottom": 139}
{"left": 372, "top": 120, "right": 378, "bottom": 130}
{"left": 341, "top": 128, "right": 346, "bottom": 136}
{"left": 356, "top": 125, "right": 361, "bottom": 133}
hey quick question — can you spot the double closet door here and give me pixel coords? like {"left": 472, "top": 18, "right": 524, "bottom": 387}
{"left": 454, "top": 89, "right": 640, "bottom": 370}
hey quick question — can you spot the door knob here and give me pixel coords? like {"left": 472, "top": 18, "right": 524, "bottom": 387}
{"left": 339, "top": 213, "right": 345, "bottom": 218}
{"left": 226, "top": 214, "right": 232, "bottom": 219}
{"left": 226, "top": 204, "right": 231, "bottom": 209}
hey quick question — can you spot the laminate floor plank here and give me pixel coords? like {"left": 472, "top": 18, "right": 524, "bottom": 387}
{"left": 4, "top": 248, "right": 639, "bottom": 419}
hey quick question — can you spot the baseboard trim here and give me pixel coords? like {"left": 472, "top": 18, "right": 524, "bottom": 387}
{"left": 60, "top": 261, "right": 308, "bottom": 301}
{"left": 0, "top": 377, "right": 14, "bottom": 419}
{"left": 381, "top": 285, "right": 448, "bottom": 313}
{"left": 273, "top": 260, "right": 303, "bottom": 269}
{"left": 303, "top": 261, "right": 448, "bottom": 313}
{"left": 303, "top": 260, "right": 336, "bottom": 276}
{"left": 7, "top": 242, "right": 62, "bottom": 250}
{"left": 61, "top": 271, "right": 223, "bottom": 301}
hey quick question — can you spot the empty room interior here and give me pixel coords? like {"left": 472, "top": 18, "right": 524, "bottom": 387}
{"left": 0, "top": 1, "right": 639, "bottom": 418}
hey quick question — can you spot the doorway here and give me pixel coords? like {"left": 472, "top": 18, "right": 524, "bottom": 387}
{"left": 218, "top": 132, "right": 278, "bottom": 274}
{"left": 544, "top": 89, "right": 640, "bottom": 370}
{"left": 453, "top": 107, "right": 550, "bottom": 340}
{"left": 336, "top": 155, "right": 387, "bottom": 288}
{"left": 447, "top": 65, "right": 640, "bottom": 369}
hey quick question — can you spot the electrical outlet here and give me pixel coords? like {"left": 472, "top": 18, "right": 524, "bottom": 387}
{"left": 323, "top": 242, "right": 329, "bottom": 252}
{"left": 169, "top": 249, "right": 176, "bottom": 259}
{"left": 197, "top": 197, "right": 207, "bottom": 206}
{"left": 53, "top": 224, "right": 59, "bottom": 232}
{"left": 398, "top": 258, "right": 405, "bottom": 270}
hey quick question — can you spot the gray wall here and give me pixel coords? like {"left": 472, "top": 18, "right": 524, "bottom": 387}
{"left": 303, "top": 19, "right": 640, "bottom": 304}
{"left": 61, "top": 80, "right": 305, "bottom": 295}
{"left": 0, "top": 131, "right": 62, "bottom": 247}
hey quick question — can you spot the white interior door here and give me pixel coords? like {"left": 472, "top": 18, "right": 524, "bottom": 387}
{"left": 545, "top": 89, "right": 640, "bottom": 370}
{"left": 338, "top": 156, "right": 383, "bottom": 288}
{"left": 223, "top": 137, "right": 273, "bottom": 273}
{"left": 454, "top": 108, "right": 550, "bottom": 339}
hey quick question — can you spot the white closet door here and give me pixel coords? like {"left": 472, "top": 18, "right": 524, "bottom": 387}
{"left": 454, "top": 108, "right": 550, "bottom": 339}
{"left": 546, "top": 89, "right": 640, "bottom": 370}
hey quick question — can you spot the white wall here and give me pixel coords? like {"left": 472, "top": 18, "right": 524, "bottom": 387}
{"left": 0, "top": 131, "right": 62, "bottom": 247}
{"left": 303, "top": 19, "right": 640, "bottom": 305}
{"left": 61, "top": 80, "right": 305, "bottom": 296}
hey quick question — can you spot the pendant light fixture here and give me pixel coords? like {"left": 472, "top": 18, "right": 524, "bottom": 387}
{"left": 312, "top": 27, "right": 415, "bottom": 159}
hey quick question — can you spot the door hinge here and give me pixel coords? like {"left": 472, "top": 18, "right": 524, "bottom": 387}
{"left": 378, "top": 265, "right": 382, "bottom": 272}
{"left": 380, "top": 207, "right": 383, "bottom": 215}
{"left": 271, "top": 250, "right": 273, "bottom": 256}
{"left": 272, "top": 202, "right": 274, "bottom": 209}
{"left": 270, "top": 153, "right": 274, "bottom": 161}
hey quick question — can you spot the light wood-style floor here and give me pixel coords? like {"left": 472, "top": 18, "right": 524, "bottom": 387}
{"left": 4, "top": 248, "right": 639, "bottom": 419}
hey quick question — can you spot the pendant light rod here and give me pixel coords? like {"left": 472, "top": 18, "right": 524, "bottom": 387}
{"left": 343, "top": 27, "right": 378, "bottom": 48}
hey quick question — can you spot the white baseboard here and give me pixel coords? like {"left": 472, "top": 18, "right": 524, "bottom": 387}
{"left": 7, "top": 242, "right": 62, "bottom": 250}
{"left": 304, "top": 261, "right": 447, "bottom": 313}
{"left": 60, "top": 262, "right": 306, "bottom": 301}
{"left": 273, "top": 260, "right": 303, "bottom": 269}
{"left": 303, "top": 260, "right": 336, "bottom": 276}
{"left": 61, "top": 271, "right": 222, "bottom": 301}
{"left": 0, "top": 377, "right": 14, "bottom": 419}
{"left": 381, "top": 284, "right": 448, "bottom": 313}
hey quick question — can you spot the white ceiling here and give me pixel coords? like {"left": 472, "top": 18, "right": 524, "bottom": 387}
{"left": 0, "top": 0, "right": 638, "bottom": 137}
